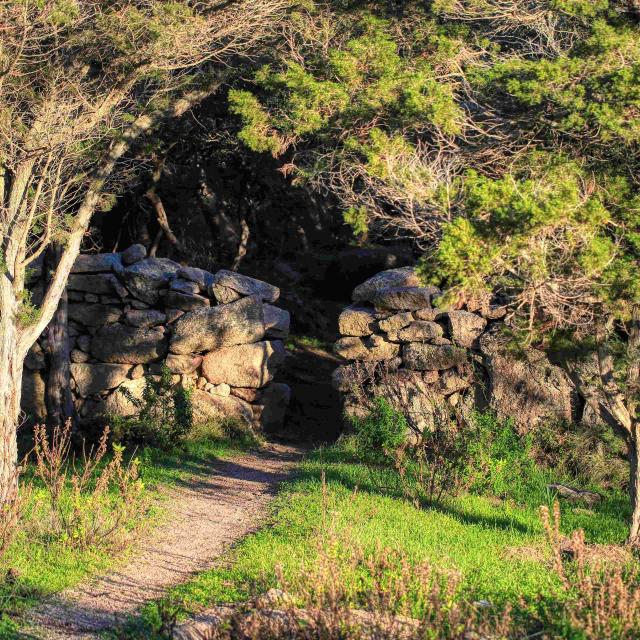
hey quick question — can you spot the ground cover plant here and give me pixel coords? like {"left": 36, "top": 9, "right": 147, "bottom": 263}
{"left": 121, "top": 409, "right": 636, "bottom": 639}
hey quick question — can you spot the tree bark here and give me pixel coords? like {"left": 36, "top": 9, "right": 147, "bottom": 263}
{"left": 629, "top": 425, "right": 640, "bottom": 545}
{"left": 0, "top": 280, "right": 22, "bottom": 503}
{"left": 44, "top": 244, "right": 74, "bottom": 428}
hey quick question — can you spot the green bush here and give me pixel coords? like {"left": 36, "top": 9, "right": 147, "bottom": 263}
{"left": 111, "top": 366, "right": 193, "bottom": 450}
{"left": 343, "top": 397, "right": 408, "bottom": 464}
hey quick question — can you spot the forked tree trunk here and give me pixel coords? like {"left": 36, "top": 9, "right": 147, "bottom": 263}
{"left": 0, "top": 282, "right": 22, "bottom": 503}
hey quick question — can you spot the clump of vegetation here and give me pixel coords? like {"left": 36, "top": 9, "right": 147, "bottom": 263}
{"left": 31, "top": 421, "right": 144, "bottom": 551}
{"left": 111, "top": 366, "right": 193, "bottom": 450}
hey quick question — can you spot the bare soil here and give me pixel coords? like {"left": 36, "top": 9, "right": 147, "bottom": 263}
{"left": 25, "top": 442, "right": 303, "bottom": 639}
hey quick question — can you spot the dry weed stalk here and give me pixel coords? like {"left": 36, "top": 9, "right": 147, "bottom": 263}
{"left": 33, "top": 420, "right": 144, "bottom": 550}
{"left": 542, "top": 500, "right": 640, "bottom": 639}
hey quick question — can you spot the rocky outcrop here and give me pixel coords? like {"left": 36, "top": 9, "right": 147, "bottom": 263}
{"left": 333, "top": 267, "right": 579, "bottom": 434}
{"left": 20, "top": 247, "right": 290, "bottom": 432}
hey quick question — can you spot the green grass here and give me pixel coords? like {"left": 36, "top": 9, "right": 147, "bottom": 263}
{"left": 0, "top": 431, "right": 251, "bottom": 629}
{"left": 123, "top": 443, "right": 630, "bottom": 637}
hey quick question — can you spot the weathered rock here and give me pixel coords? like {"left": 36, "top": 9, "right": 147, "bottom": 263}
{"left": 122, "top": 257, "right": 180, "bottom": 304}
{"left": 85, "top": 293, "right": 99, "bottom": 303}
{"left": 121, "top": 244, "right": 147, "bottom": 266}
{"left": 377, "top": 312, "right": 414, "bottom": 333}
{"left": 25, "top": 343, "right": 45, "bottom": 370}
{"left": 130, "top": 299, "right": 150, "bottom": 310}
{"left": 21, "top": 370, "right": 46, "bottom": 421}
{"left": 164, "top": 290, "right": 210, "bottom": 311}
{"left": 165, "top": 353, "right": 203, "bottom": 375}
{"left": 100, "top": 378, "right": 147, "bottom": 417}
{"left": 402, "top": 343, "right": 467, "bottom": 371}
{"left": 548, "top": 484, "right": 601, "bottom": 506}
{"left": 68, "top": 303, "right": 122, "bottom": 327}
{"left": 372, "top": 287, "right": 439, "bottom": 311}
{"left": 210, "top": 270, "right": 280, "bottom": 303}
{"left": 177, "top": 267, "right": 216, "bottom": 289}
{"left": 70, "top": 349, "right": 90, "bottom": 364}
{"left": 67, "top": 273, "right": 125, "bottom": 295}
{"left": 414, "top": 308, "right": 445, "bottom": 321}
{"left": 76, "top": 335, "right": 91, "bottom": 352}
{"left": 201, "top": 340, "right": 286, "bottom": 388}
{"left": 397, "top": 321, "right": 443, "bottom": 343}
{"left": 68, "top": 290, "right": 84, "bottom": 302}
{"left": 210, "top": 383, "right": 231, "bottom": 397}
{"left": 231, "top": 387, "right": 262, "bottom": 403}
{"left": 437, "top": 368, "right": 473, "bottom": 395}
{"left": 338, "top": 306, "right": 377, "bottom": 337}
{"left": 170, "top": 295, "right": 264, "bottom": 355}
{"left": 263, "top": 304, "right": 290, "bottom": 339}
{"left": 334, "top": 335, "right": 400, "bottom": 362}
{"left": 210, "top": 285, "right": 241, "bottom": 304}
{"left": 170, "top": 278, "right": 201, "bottom": 295}
{"left": 71, "top": 253, "right": 123, "bottom": 274}
{"left": 91, "top": 324, "right": 168, "bottom": 364}
{"left": 125, "top": 309, "right": 166, "bottom": 328}
{"left": 190, "top": 390, "right": 253, "bottom": 426}
{"left": 480, "top": 326, "right": 576, "bottom": 430}
{"left": 130, "top": 364, "right": 145, "bottom": 380}
{"left": 260, "top": 383, "right": 291, "bottom": 431}
{"left": 352, "top": 267, "right": 421, "bottom": 303}
{"left": 447, "top": 311, "right": 487, "bottom": 348}
{"left": 70, "top": 363, "right": 132, "bottom": 397}
{"left": 165, "top": 308, "right": 185, "bottom": 324}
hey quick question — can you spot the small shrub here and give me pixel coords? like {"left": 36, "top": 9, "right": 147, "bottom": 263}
{"left": 346, "top": 397, "right": 407, "bottom": 464}
{"left": 32, "top": 421, "right": 144, "bottom": 550}
{"left": 112, "top": 365, "right": 193, "bottom": 449}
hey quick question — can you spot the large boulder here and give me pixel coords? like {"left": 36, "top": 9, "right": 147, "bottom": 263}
{"left": 68, "top": 303, "right": 122, "bottom": 327}
{"left": 71, "top": 253, "right": 123, "bottom": 274}
{"left": 67, "top": 273, "right": 126, "bottom": 296}
{"left": 447, "top": 311, "right": 487, "bottom": 348}
{"left": 91, "top": 324, "right": 168, "bottom": 364}
{"left": 121, "top": 257, "right": 181, "bottom": 304}
{"left": 371, "top": 287, "right": 439, "bottom": 311}
{"left": 190, "top": 390, "right": 253, "bottom": 426}
{"left": 402, "top": 343, "right": 467, "bottom": 371}
{"left": 201, "top": 340, "right": 286, "bottom": 388}
{"left": 70, "top": 363, "right": 132, "bottom": 397}
{"left": 352, "top": 267, "right": 421, "bottom": 304}
{"left": 209, "top": 270, "right": 280, "bottom": 303}
{"left": 170, "top": 295, "right": 264, "bottom": 355}
{"left": 334, "top": 335, "right": 400, "bottom": 362}
{"left": 338, "top": 306, "right": 378, "bottom": 337}
{"left": 480, "top": 326, "right": 576, "bottom": 431}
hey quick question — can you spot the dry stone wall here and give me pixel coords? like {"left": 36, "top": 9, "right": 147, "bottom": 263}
{"left": 21, "top": 246, "right": 291, "bottom": 431}
{"left": 332, "top": 267, "right": 579, "bottom": 434}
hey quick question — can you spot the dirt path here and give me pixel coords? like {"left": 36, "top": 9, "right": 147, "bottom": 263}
{"left": 25, "top": 442, "right": 302, "bottom": 639}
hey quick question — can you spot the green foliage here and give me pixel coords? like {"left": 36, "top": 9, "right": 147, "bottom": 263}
{"left": 111, "top": 366, "right": 193, "bottom": 450}
{"left": 344, "top": 397, "right": 407, "bottom": 463}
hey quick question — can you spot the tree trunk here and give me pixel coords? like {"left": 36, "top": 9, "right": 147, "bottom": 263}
{"left": 0, "top": 282, "right": 22, "bottom": 504}
{"left": 45, "top": 244, "right": 74, "bottom": 428}
{"left": 629, "top": 426, "right": 640, "bottom": 545}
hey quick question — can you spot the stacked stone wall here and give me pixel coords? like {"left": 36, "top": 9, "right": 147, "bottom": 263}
{"left": 21, "top": 246, "right": 290, "bottom": 431}
{"left": 332, "top": 267, "right": 579, "bottom": 433}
